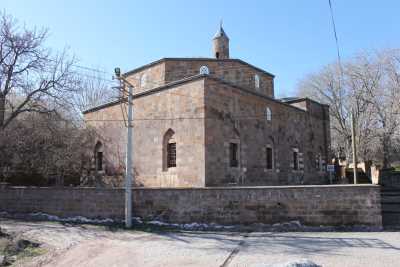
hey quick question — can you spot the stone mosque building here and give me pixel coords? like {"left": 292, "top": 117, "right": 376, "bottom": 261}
{"left": 83, "top": 25, "right": 331, "bottom": 187}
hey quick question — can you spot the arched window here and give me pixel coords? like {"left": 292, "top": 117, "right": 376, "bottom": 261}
{"left": 94, "top": 141, "right": 103, "bottom": 171}
{"left": 254, "top": 74, "right": 260, "bottom": 89}
{"left": 292, "top": 148, "right": 299, "bottom": 170}
{"left": 163, "top": 129, "right": 176, "bottom": 171}
{"left": 265, "top": 107, "right": 272, "bottom": 121}
{"left": 229, "top": 142, "right": 239, "bottom": 167}
{"left": 199, "top": 66, "right": 210, "bottom": 75}
{"left": 266, "top": 145, "right": 273, "bottom": 170}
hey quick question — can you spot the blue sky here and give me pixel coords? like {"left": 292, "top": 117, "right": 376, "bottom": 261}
{"left": 3, "top": 0, "right": 400, "bottom": 96}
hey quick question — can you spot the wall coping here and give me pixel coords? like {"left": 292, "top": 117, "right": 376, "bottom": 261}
{"left": 2, "top": 185, "right": 380, "bottom": 190}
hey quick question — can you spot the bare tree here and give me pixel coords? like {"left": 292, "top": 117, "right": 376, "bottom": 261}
{"left": 0, "top": 11, "right": 78, "bottom": 130}
{"left": 358, "top": 50, "right": 400, "bottom": 167}
{"left": 297, "top": 49, "right": 400, "bottom": 167}
{"left": 73, "top": 71, "right": 116, "bottom": 113}
{"left": 297, "top": 63, "right": 354, "bottom": 160}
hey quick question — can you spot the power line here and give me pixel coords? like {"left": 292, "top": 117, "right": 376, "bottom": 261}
{"left": 70, "top": 64, "right": 109, "bottom": 74}
{"left": 328, "top": 0, "right": 343, "bottom": 72}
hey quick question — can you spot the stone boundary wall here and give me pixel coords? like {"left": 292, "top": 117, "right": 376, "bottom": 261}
{"left": 0, "top": 185, "right": 382, "bottom": 227}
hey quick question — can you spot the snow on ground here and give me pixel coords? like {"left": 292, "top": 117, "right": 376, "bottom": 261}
{"left": 263, "top": 259, "right": 321, "bottom": 267}
{"left": 0, "top": 211, "right": 382, "bottom": 232}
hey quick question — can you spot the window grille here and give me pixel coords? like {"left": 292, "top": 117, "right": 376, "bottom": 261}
{"left": 266, "top": 147, "right": 273, "bottom": 169}
{"left": 229, "top": 143, "right": 239, "bottom": 167}
{"left": 167, "top": 143, "right": 176, "bottom": 168}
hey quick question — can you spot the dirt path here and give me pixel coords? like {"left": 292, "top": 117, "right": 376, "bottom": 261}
{"left": 0, "top": 219, "right": 241, "bottom": 267}
{"left": 1, "top": 218, "right": 400, "bottom": 267}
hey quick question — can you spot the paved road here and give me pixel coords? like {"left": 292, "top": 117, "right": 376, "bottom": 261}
{"left": 1, "top": 219, "right": 400, "bottom": 267}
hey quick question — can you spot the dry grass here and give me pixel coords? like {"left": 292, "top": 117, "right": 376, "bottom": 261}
{"left": 0, "top": 230, "right": 46, "bottom": 266}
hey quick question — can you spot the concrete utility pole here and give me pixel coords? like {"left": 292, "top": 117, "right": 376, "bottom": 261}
{"left": 351, "top": 109, "right": 358, "bottom": 184}
{"left": 114, "top": 67, "right": 134, "bottom": 228}
{"left": 125, "top": 85, "right": 133, "bottom": 228}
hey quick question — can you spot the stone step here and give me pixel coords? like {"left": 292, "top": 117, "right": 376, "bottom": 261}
{"left": 382, "top": 207, "right": 400, "bottom": 212}
{"left": 382, "top": 198, "right": 400, "bottom": 201}
{"left": 383, "top": 217, "right": 400, "bottom": 226}
{"left": 381, "top": 197, "right": 400, "bottom": 201}
{"left": 381, "top": 195, "right": 400, "bottom": 199}
{"left": 382, "top": 210, "right": 400, "bottom": 214}
{"left": 381, "top": 187, "right": 400, "bottom": 227}
{"left": 381, "top": 187, "right": 400, "bottom": 191}
{"left": 382, "top": 200, "right": 400, "bottom": 204}
{"left": 381, "top": 202, "right": 400, "bottom": 205}
{"left": 381, "top": 191, "right": 400, "bottom": 195}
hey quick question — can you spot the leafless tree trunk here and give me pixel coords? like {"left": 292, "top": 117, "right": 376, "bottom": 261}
{"left": 0, "top": 11, "right": 78, "bottom": 130}
{"left": 0, "top": 92, "right": 5, "bottom": 128}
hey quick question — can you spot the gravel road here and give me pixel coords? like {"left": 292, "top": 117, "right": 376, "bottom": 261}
{"left": 1, "top": 218, "right": 399, "bottom": 267}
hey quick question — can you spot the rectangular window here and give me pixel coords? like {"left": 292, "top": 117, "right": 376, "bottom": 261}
{"left": 266, "top": 147, "right": 273, "bottom": 169}
{"left": 293, "top": 150, "right": 299, "bottom": 170}
{"left": 167, "top": 143, "right": 176, "bottom": 168}
{"left": 229, "top": 143, "right": 239, "bottom": 167}
{"left": 96, "top": 152, "right": 103, "bottom": 171}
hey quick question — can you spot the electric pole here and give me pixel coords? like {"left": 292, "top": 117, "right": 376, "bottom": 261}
{"left": 351, "top": 109, "right": 358, "bottom": 184}
{"left": 125, "top": 84, "right": 133, "bottom": 228}
{"left": 114, "top": 68, "right": 134, "bottom": 228}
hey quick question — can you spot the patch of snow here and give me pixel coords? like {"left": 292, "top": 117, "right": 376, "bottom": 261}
{"left": 147, "top": 220, "right": 170, "bottom": 226}
{"left": 30, "top": 212, "right": 61, "bottom": 221}
{"left": 0, "top": 211, "right": 381, "bottom": 232}
{"left": 146, "top": 220, "right": 235, "bottom": 230}
{"left": 29, "top": 212, "right": 114, "bottom": 224}
{"left": 132, "top": 217, "right": 143, "bottom": 224}
{"left": 147, "top": 220, "right": 179, "bottom": 228}
{"left": 272, "top": 220, "right": 302, "bottom": 228}
{"left": 262, "top": 259, "right": 321, "bottom": 267}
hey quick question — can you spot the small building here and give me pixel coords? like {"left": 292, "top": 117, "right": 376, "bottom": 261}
{"left": 83, "top": 26, "right": 330, "bottom": 187}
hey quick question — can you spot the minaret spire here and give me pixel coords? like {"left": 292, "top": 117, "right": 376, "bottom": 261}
{"left": 212, "top": 21, "right": 229, "bottom": 59}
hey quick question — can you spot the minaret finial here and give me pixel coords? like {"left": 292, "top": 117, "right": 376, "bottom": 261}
{"left": 220, "top": 19, "right": 223, "bottom": 29}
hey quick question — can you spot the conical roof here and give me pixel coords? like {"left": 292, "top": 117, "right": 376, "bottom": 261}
{"left": 213, "top": 25, "right": 229, "bottom": 40}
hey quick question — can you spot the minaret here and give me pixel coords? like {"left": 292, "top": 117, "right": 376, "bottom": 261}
{"left": 212, "top": 21, "right": 229, "bottom": 59}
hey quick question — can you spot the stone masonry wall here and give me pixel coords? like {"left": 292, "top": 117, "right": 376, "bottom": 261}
{"left": 204, "top": 78, "right": 330, "bottom": 186}
{"left": 165, "top": 59, "right": 274, "bottom": 97}
{"left": 0, "top": 185, "right": 382, "bottom": 227}
{"left": 84, "top": 76, "right": 330, "bottom": 188}
{"left": 121, "top": 59, "right": 275, "bottom": 97}
{"left": 84, "top": 78, "right": 207, "bottom": 187}
{"left": 125, "top": 62, "right": 166, "bottom": 95}
{"left": 84, "top": 103, "right": 127, "bottom": 178}
{"left": 131, "top": 78, "right": 206, "bottom": 187}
